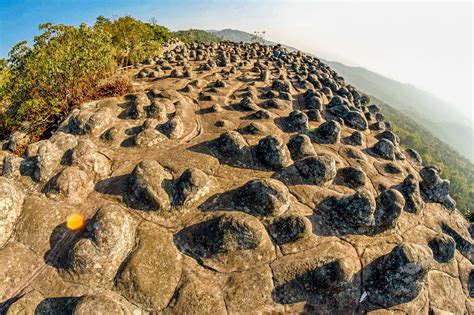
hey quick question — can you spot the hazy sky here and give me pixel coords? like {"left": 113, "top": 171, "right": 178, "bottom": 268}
{"left": 0, "top": 1, "right": 472, "bottom": 121}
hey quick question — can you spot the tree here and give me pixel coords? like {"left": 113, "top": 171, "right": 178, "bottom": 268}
{"left": 0, "top": 22, "right": 115, "bottom": 140}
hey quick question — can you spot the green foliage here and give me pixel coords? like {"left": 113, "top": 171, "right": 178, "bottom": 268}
{"left": 146, "top": 21, "right": 174, "bottom": 44}
{"left": 94, "top": 16, "right": 162, "bottom": 66}
{"left": 373, "top": 97, "right": 474, "bottom": 219}
{"left": 0, "top": 23, "right": 115, "bottom": 140}
{"left": 173, "top": 29, "right": 221, "bottom": 43}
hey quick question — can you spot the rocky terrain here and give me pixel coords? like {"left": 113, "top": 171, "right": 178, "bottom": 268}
{"left": 0, "top": 40, "right": 472, "bottom": 314}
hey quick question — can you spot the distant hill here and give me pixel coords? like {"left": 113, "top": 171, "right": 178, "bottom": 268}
{"left": 325, "top": 61, "right": 474, "bottom": 161}
{"left": 210, "top": 29, "right": 298, "bottom": 52}
{"left": 212, "top": 29, "right": 474, "bottom": 162}
{"left": 371, "top": 96, "right": 474, "bottom": 214}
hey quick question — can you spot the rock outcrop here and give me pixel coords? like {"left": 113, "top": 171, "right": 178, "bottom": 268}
{"left": 0, "top": 39, "right": 471, "bottom": 314}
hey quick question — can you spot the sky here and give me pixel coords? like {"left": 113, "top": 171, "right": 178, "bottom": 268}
{"left": 0, "top": 0, "right": 472, "bottom": 121}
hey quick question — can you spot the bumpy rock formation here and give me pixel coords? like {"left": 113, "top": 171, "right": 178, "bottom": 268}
{"left": 0, "top": 39, "right": 471, "bottom": 314}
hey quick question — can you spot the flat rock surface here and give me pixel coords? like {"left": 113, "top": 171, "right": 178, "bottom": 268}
{"left": 0, "top": 40, "right": 472, "bottom": 314}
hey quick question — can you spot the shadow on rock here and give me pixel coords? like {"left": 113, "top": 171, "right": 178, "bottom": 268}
{"left": 35, "top": 297, "right": 80, "bottom": 315}
{"left": 43, "top": 222, "right": 86, "bottom": 269}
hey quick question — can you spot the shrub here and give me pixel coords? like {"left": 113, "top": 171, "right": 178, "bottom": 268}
{"left": 173, "top": 29, "right": 221, "bottom": 43}
{"left": 94, "top": 16, "right": 162, "bottom": 66}
{"left": 0, "top": 23, "right": 115, "bottom": 140}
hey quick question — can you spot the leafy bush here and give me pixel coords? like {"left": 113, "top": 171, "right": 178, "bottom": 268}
{"left": 0, "top": 23, "right": 117, "bottom": 141}
{"left": 94, "top": 16, "right": 163, "bottom": 66}
{"left": 146, "top": 21, "right": 175, "bottom": 44}
{"left": 173, "top": 29, "right": 221, "bottom": 43}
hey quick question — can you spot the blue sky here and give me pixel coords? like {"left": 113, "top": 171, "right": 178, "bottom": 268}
{"left": 0, "top": 1, "right": 472, "bottom": 120}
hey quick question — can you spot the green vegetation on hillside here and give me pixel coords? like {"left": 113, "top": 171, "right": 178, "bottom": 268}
{"left": 0, "top": 16, "right": 219, "bottom": 149}
{"left": 0, "top": 22, "right": 118, "bottom": 143}
{"left": 173, "top": 29, "right": 221, "bottom": 43}
{"left": 373, "top": 97, "right": 474, "bottom": 218}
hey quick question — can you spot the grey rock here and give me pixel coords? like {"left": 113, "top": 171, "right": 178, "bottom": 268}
{"left": 218, "top": 131, "right": 247, "bottom": 157}
{"left": 420, "top": 166, "right": 456, "bottom": 209}
{"left": 337, "top": 166, "right": 366, "bottom": 188}
{"left": 234, "top": 178, "right": 290, "bottom": 217}
{"left": 366, "top": 243, "right": 433, "bottom": 307}
{"left": 294, "top": 156, "right": 337, "bottom": 186}
{"left": 173, "top": 168, "right": 209, "bottom": 206}
{"left": 256, "top": 135, "right": 292, "bottom": 170}
{"left": 0, "top": 178, "right": 24, "bottom": 247}
{"left": 129, "top": 160, "right": 170, "bottom": 211}
{"left": 428, "top": 234, "right": 456, "bottom": 263}
{"left": 287, "top": 134, "right": 316, "bottom": 160}
{"left": 287, "top": 110, "right": 309, "bottom": 132}
{"left": 312, "top": 121, "right": 341, "bottom": 144}
{"left": 373, "top": 139, "right": 395, "bottom": 160}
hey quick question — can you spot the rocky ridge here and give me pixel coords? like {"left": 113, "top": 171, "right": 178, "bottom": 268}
{"left": 0, "top": 40, "right": 472, "bottom": 314}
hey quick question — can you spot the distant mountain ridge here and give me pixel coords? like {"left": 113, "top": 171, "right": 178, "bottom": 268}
{"left": 211, "top": 29, "right": 474, "bottom": 162}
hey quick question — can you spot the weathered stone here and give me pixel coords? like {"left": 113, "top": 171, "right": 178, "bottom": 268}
{"left": 74, "top": 294, "right": 132, "bottom": 314}
{"left": 293, "top": 156, "right": 337, "bottom": 186}
{"left": 239, "top": 95, "right": 259, "bottom": 111}
{"left": 173, "top": 168, "right": 209, "bottom": 206}
{"left": 428, "top": 234, "right": 455, "bottom": 263}
{"left": 312, "top": 120, "right": 341, "bottom": 144}
{"left": 234, "top": 178, "right": 290, "bottom": 217}
{"left": 337, "top": 166, "right": 366, "bottom": 188}
{"left": 256, "top": 135, "right": 292, "bottom": 169}
{"left": 128, "top": 160, "right": 171, "bottom": 211}
{"left": 287, "top": 110, "right": 309, "bottom": 132}
{"left": 116, "top": 222, "right": 181, "bottom": 311}
{"left": 271, "top": 79, "right": 290, "bottom": 92}
{"left": 344, "top": 110, "right": 368, "bottom": 130}
{"left": 164, "top": 273, "right": 226, "bottom": 314}
{"left": 135, "top": 128, "right": 166, "bottom": 147}
{"left": 60, "top": 205, "right": 135, "bottom": 287}
{"left": 420, "top": 166, "right": 456, "bottom": 209}
{"left": 406, "top": 148, "right": 422, "bottom": 164}
{"left": 267, "top": 215, "right": 309, "bottom": 245}
{"left": 287, "top": 134, "right": 316, "bottom": 160}
{"left": 44, "top": 167, "right": 93, "bottom": 203}
{"left": 218, "top": 131, "right": 247, "bottom": 156}
{"left": 271, "top": 241, "right": 360, "bottom": 312}
{"left": 398, "top": 174, "right": 424, "bottom": 213}
{"left": 162, "top": 116, "right": 184, "bottom": 139}
{"left": 33, "top": 140, "right": 63, "bottom": 182}
{"left": 71, "top": 139, "right": 111, "bottom": 179}
{"left": 366, "top": 243, "right": 433, "bottom": 308}
{"left": 0, "top": 178, "right": 24, "bottom": 247}
{"left": 373, "top": 139, "right": 395, "bottom": 160}
{"left": 175, "top": 212, "right": 275, "bottom": 272}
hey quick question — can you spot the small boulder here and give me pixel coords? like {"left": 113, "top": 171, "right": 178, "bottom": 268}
{"left": 420, "top": 166, "right": 456, "bottom": 209}
{"left": 234, "top": 178, "right": 290, "bottom": 217}
{"left": 428, "top": 234, "right": 456, "bottom": 263}
{"left": 173, "top": 168, "right": 209, "bottom": 206}
{"left": 44, "top": 167, "right": 93, "bottom": 203}
{"left": 336, "top": 166, "right": 366, "bottom": 188}
{"left": 344, "top": 111, "right": 368, "bottom": 131}
{"left": 161, "top": 116, "right": 184, "bottom": 139}
{"left": 287, "top": 110, "right": 309, "bottom": 132}
{"left": 256, "top": 135, "right": 292, "bottom": 170}
{"left": 218, "top": 131, "right": 248, "bottom": 157}
{"left": 372, "top": 139, "right": 395, "bottom": 160}
{"left": 398, "top": 174, "right": 424, "bottom": 213}
{"left": 312, "top": 121, "right": 341, "bottom": 144}
{"left": 128, "top": 160, "right": 170, "bottom": 211}
{"left": 294, "top": 156, "right": 337, "bottom": 186}
{"left": 287, "top": 134, "right": 316, "bottom": 160}
{"left": 366, "top": 243, "right": 433, "bottom": 307}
